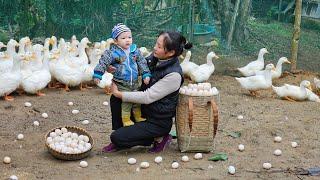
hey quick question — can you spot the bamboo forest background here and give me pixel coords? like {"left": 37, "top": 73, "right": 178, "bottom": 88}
{"left": 0, "top": 0, "right": 319, "bottom": 73}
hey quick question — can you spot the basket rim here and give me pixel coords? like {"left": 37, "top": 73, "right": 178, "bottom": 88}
{"left": 45, "top": 126, "right": 94, "bottom": 157}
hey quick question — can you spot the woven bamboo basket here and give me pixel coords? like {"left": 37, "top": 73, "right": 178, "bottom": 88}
{"left": 176, "top": 94, "right": 219, "bottom": 152}
{"left": 45, "top": 126, "right": 94, "bottom": 161}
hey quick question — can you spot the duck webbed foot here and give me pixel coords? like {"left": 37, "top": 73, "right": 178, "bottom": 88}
{"left": 283, "top": 96, "right": 296, "bottom": 102}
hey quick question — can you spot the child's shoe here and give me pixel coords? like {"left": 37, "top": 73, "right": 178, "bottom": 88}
{"left": 122, "top": 115, "right": 134, "bottom": 126}
{"left": 102, "top": 143, "right": 117, "bottom": 153}
{"left": 148, "top": 134, "right": 172, "bottom": 153}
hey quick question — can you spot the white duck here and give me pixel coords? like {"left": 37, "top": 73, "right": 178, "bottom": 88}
{"left": 180, "top": 50, "right": 199, "bottom": 78}
{"left": 236, "top": 63, "right": 275, "bottom": 96}
{"left": 0, "top": 54, "right": 24, "bottom": 101}
{"left": 189, "top": 51, "right": 219, "bottom": 83}
{"left": 238, "top": 48, "right": 269, "bottom": 77}
{"left": 81, "top": 48, "right": 103, "bottom": 88}
{"left": 255, "top": 57, "right": 291, "bottom": 79}
{"left": 272, "top": 80, "right": 312, "bottom": 102}
{"left": 306, "top": 89, "right": 320, "bottom": 103}
{"left": 97, "top": 73, "right": 114, "bottom": 94}
{"left": 53, "top": 39, "right": 83, "bottom": 91}
{"left": 69, "top": 35, "right": 79, "bottom": 57}
{"left": 314, "top": 77, "right": 320, "bottom": 96}
{"left": 69, "top": 37, "right": 90, "bottom": 67}
{"left": 20, "top": 39, "right": 52, "bottom": 96}
{"left": 139, "top": 47, "right": 152, "bottom": 58}
{"left": 1, "top": 40, "right": 19, "bottom": 74}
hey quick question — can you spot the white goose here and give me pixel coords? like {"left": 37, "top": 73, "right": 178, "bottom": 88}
{"left": 238, "top": 48, "right": 269, "bottom": 77}
{"left": 0, "top": 54, "right": 24, "bottom": 101}
{"left": 236, "top": 63, "right": 275, "bottom": 96}
{"left": 255, "top": 57, "right": 291, "bottom": 79}
{"left": 21, "top": 39, "right": 51, "bottom": 96}
{"left": 189, "top": 51, "right": 219, "bottom": 83}
{"left": 180, "top": 51, "right": 199, "bottom": 78}
{"left": 272, "top": 80, "right": 312, "bottom": 102}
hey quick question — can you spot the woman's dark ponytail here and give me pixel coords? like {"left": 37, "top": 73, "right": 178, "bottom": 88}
{"left": 159, "top": 31, "right": 193, "bottom": 57}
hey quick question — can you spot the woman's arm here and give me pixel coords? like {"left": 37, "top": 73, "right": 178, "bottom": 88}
{"left": 111, "top": 72, "right": 182, "bottom": 104}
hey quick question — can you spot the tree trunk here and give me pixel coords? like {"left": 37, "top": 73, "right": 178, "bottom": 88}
{"left": 227, "top": 0, "right": 240, "bottom": 50}
{"left": 278, "top": 0, "right": 283, "bottom": 21}
{"left": 217, "top": 0, "right": 232, "bottom": 42}
{"left": 234, "top": 0, "right": 251, "bottom": 45}
{"left": 290, "top": 0, "right": 302, "bottom": 72}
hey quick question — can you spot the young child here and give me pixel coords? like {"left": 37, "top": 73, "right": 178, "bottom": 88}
{"left": 93, "top": 23, "right": 151, "bottom": 126}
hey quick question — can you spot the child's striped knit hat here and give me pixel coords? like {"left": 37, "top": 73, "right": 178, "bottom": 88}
{"left": 111, "top": 23, "right": 131, "bottom": 39}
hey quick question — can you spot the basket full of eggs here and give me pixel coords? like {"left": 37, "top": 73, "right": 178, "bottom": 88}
{"left": 45, "top": 126, "right": 94, "bottom": 160}
{"left": 176, "top": 83, "right": 219, "bottom": 152}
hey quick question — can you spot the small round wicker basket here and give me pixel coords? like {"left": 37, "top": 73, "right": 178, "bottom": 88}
{"left": 45, "top": 126, "right": 94, "bottom": 161}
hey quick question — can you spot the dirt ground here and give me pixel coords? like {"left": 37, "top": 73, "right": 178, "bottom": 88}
{"left": 1, "top": 72, "right": 320, "bottom": 180}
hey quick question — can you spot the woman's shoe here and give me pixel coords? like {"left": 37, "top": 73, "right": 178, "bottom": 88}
{"left": 148, "top": 134, "right": 172, "bottom": 153}
{"left": 102, "top": 143, "right": 117, "bottom": 153}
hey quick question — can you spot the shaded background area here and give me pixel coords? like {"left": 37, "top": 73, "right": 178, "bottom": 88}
{"left": 0, "top": 0, "right": 319, "bottom": 73}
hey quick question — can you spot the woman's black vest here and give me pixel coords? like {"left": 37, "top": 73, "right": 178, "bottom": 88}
{"left": 141, "top": 55, "right": 184, "bottom": 119}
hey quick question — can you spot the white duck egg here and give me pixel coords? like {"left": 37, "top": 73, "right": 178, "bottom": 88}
{"left": 85, "top": 143, "right": 92, "bottom": 149}
{"left": 181, "top": 155, "right": 189, "bottom": 162}
{"left": 274, "top": 136, "right": 282, "bottom": 142}
{"left": 180, "top": 88, "right": 186, "bottom": 94}
{"left": 49, "top": 132, "right": 57, "bottom": 138}
{"left": 127, "top": 158, "right": 137, "bottom": 165}
{"left": 72, "top": 109, "right": 79, "bottom": 114}
{"left": 78, "top": 140, "right": 85, "bottom": 146}
{"left": 237, "top": 115, "right": 244, "bottom": 120}
{"left": 188, "top": 84, "right": 193, "bottom": 88}
{"left": 82, "top": 120, "right": 89, "bottom": 125}
{"left": 171, "top": 162, "right": 179, "bottom": 169}
{"left": 198, "top": 90, "right": 204, "bottom": 96}
{"left": 238, "top": 144, "right": 245, "bottom": 151}
{"left": 61, "top": 127, "right": 68, "bottom": 133}
{"left": 17, "top": 134, "right": 24, "bottom": 140}
{"left": 68, "top": 102, "right": 73, "bottom": 106}
{"left": 228, "top": 166, "right": 236, "bottom": 174}
{"left": 78, "top": 135, "right": 84, "bottom": 141}
{"left": 263, "top": 162, "right": 272, "bottom": 169}
{"left": 9, "top": 175, "right": 18, "bottom": 180}
{"left": 46, "top": 137, "right": 53, "bottom": 144}
{"left": 71, "top": 133, "right": 78, "bottom": 139}
{"left": 79, "top": 161, "right": 88, "bottom": 168}
{"left": 291, "top": 142, "right": 298, "bottom": 148}
{"left": 140, "top": 162, "right": 150, "bottom": 169}
{"left": 3, "top": 156, "right": 11, "bottom": 164}
{"left": 154, "top": 156, "right": 162, "bottom": 163}
{"left": 24, "top": 102, "right": 32, "bottom": 107}
{"left": 74, "top": 148, "right": 81, "bottom": 154}
{"left": 70, "top": 142, "right": 78, "bottom": 148}
{"left": 83, "top": 136, "right": 89, "bottom": 143}
{"left": 55, "top": 145, "right": 62, "bottom": 152}
{"left": 41, "top": 113, "right": 48, "bottom": 118}
{"left": 194, "top": 153, "right": 203, "bottom": 160}
{"left": 273, "top": 149, "right": 282, "bottom": 156}
{"left": 33, "top": 121, "right": 39, "bottom": 126}
{"left": 55, "top": 129, "right": 62, "bottom": 135}
{"left": 61, "top": 133, "right": 69, "bottom": 138}
{"left": 103, "top": 101, "right": 109, "bottom": 106}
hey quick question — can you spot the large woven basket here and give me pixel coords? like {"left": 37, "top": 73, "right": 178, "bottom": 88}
{"left": 45, "top": 126, "right": 94, "bottom": 161}
{"left": 176, "top": 94, "right": 219, "bottom": 152}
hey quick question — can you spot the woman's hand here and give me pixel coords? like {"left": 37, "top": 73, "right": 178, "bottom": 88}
{"left": 93, "top": 78, "right": 100, "bottom": 85}
{"left": 110, "top": 82, "right": 122, "bottom": 99}
{"left": 143, "top": 77, "right": 150, "bottom": 85}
